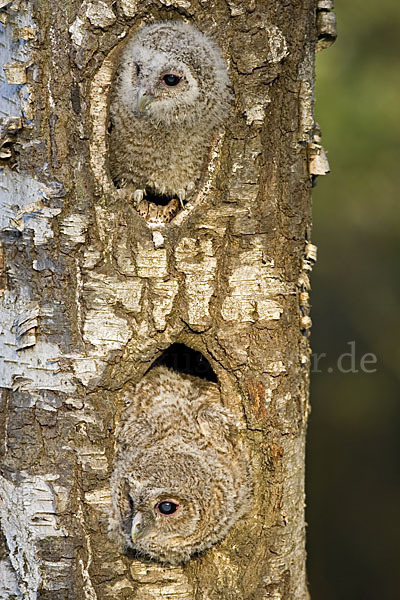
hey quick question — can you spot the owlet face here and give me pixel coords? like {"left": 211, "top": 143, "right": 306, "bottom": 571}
{"left": 117, "top": 447, "right": 243, "bottom": 565}
{"left": 117, "top": 21, "right": 231, "bottom": 127}
{"left": 128, "top": 46, "right": 200, "bottom": 124}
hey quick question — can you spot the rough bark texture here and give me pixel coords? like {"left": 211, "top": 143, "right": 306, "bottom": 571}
{"left": 0, "top": 0, "right": 323, "bottom": 598}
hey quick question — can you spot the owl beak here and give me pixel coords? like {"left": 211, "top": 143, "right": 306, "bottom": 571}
{"left": 131, "top": 511, "right": 144, "bottom": 542}
{"left": 137, "top": 89, "right": 155, "bottom": 113}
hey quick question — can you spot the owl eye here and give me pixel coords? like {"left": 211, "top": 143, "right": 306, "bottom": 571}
{"left": 156, "top": 500, "right": 179, "bottom": 515}
{"left": 162, "top": 74, "right": 181, "bottom": 87}
{"left": 135, "top": 63, "right": 140, "bottom": 76}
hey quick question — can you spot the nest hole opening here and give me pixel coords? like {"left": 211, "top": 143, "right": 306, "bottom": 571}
{"left": 144, "top": 190, "right": 177, "bottom": 206}
{"left": 152, "top": 343, "right": 217, "bottom": 383}
{"left": 112, "top": 179, "right": 182, "bottom": 223}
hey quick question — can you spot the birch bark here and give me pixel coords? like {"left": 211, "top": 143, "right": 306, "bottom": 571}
{"left": 0, "top": 1, "right": 327, "bottom": 598}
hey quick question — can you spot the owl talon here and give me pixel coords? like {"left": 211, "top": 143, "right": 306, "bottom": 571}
{"left": 177, "top": 189, "right": 186, "bottom": 208}
{"left": 133, "top": 189, "right": 145, "bottom": 206}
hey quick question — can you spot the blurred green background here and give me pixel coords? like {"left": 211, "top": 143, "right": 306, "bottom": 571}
{"left": 307, "top": 1, "right": 400, "bottom": 598}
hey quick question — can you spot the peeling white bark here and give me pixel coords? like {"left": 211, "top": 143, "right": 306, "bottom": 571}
{"left": 0, "top": 2, "right": 32, "bottom": 120}
{"left": 0, "top": 474, "right": 68, "bottom": 600}
{"left": 130, "top": 561, "right": 194, "bottom": 600}
{"left": 0, "top": 558, "right": 21, "bottom": 599}
{"left": 0, "top": 173, "right": 61, "bottom": 244}
{"left": 120, "top": 0, "right": 138, "bottom": 18}
{"left": 0, "top": 291, "right": 75, "bottom": 391}
{"left": 175, "top": 238, "right": 217, "bottom": 327}
{"left": 221, "top": 239, "right": 292, "bottom": 323}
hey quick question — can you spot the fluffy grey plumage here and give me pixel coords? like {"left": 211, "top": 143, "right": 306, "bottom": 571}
{"left": 108, "top": 21, "right": 231, "bottom": 218}
{"left": 109, "top": 366, "right": 252, "bottom": 565}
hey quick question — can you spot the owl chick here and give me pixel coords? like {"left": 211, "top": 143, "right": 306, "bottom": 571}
{"left": 109, "top": 366, "right": 252, "bottom": 565}
{"left": 108, "top": 21, "right": 232, "bottom": 219}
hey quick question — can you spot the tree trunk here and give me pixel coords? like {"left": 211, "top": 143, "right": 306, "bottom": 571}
{"left": 0, "top": 0, "right": 326, "bottom": 598}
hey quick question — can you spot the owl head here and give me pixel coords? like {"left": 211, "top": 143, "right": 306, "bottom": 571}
{"left": 112, "top": 443, "right": 250, "bottom": 565}
{"left": 109, "top": 367, "right": 252, "bottom": 565}
{"left": 116, "top": 21, "right": 232, "bottom": 127}
{"left": 114, "top": 454, "right": 221, "bottom": 562}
